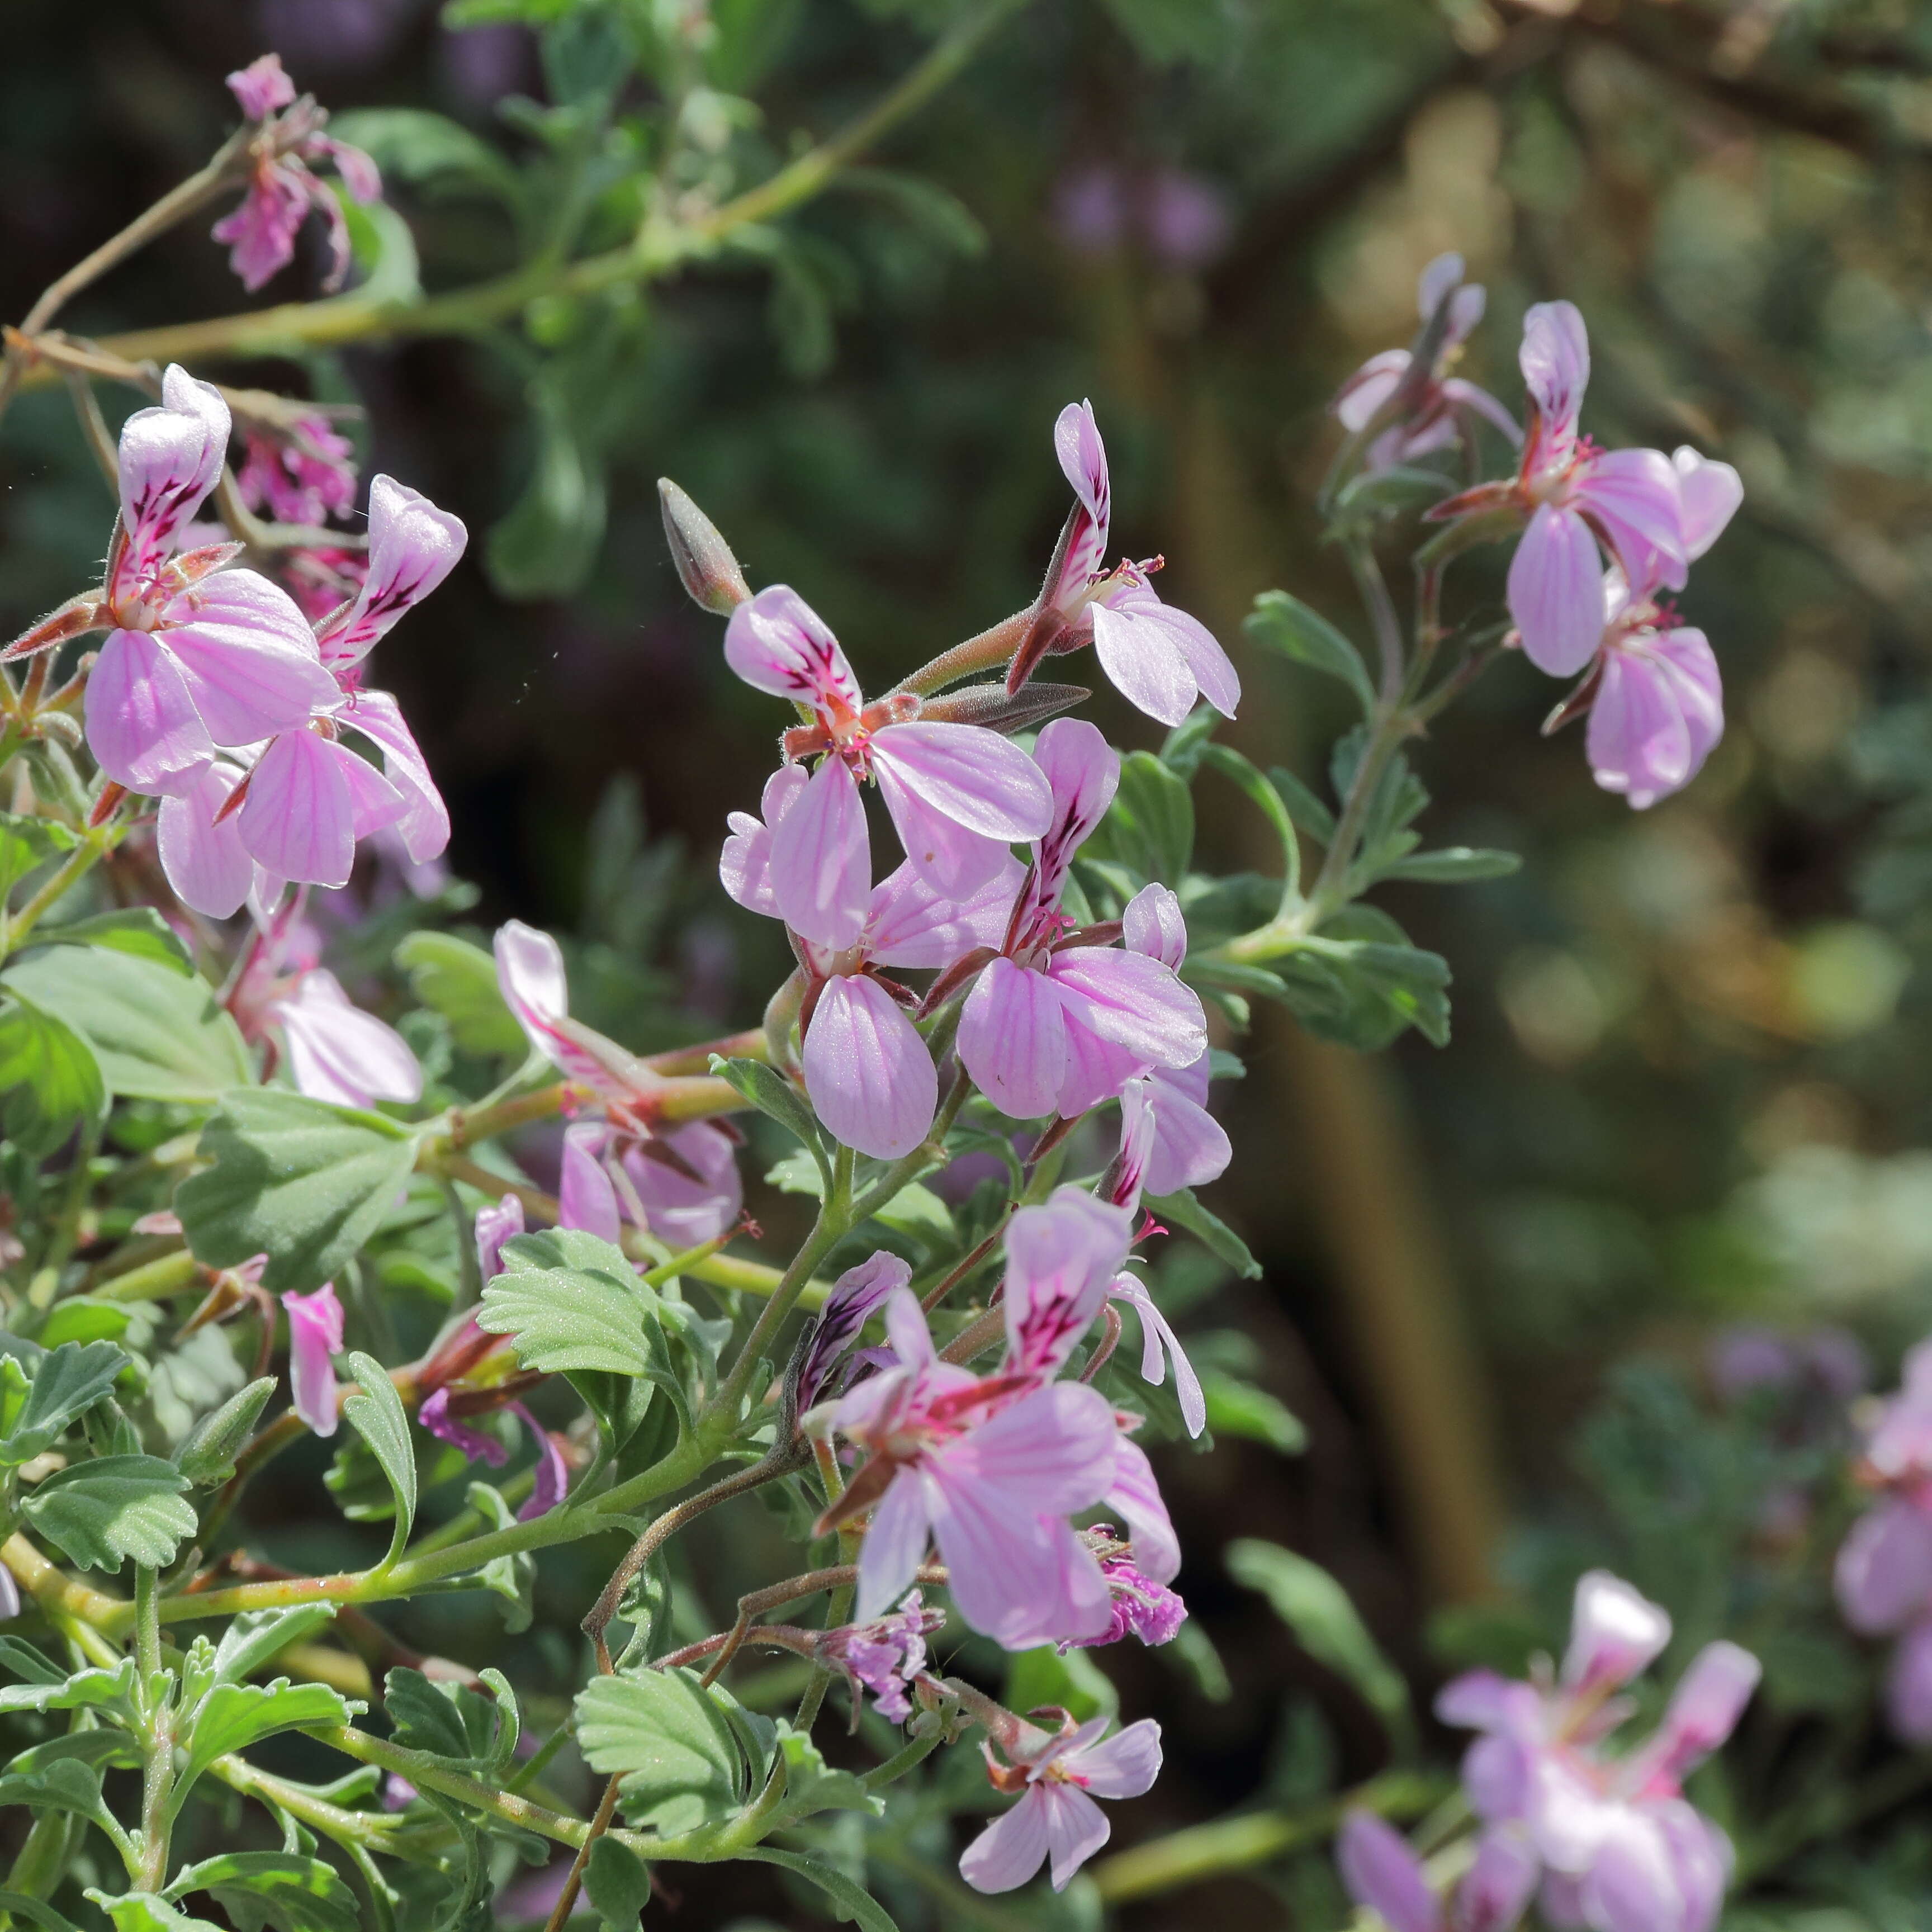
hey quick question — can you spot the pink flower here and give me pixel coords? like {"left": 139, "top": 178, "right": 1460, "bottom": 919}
{"left": 954, "top": 721, "right": 1208, "bottom": 1123}
{"left": 1106, "top": 1272, "right": 1204, "bottom": 1439}
{"left": 236, "top": 414, "right": 358, "bottom": 528}
{"left": 213, "top": 56, "right": 382, "bottom": 292}
{"left": 827, "top": 1190, "right": 1145, "bottom": 1648}
{"left": 724, "top": 768, "right": 1022, "bottom": 1156}
{"left": 820, "top": 1590, "right": 945, "bottom": 1723}
{"left": 282, "top": 1282, "right": 344, "bottom": 1436}
{"left": 269, "top": 968, "right": 421, "bottom": 1110}
{"left": 1010, "top": 402, "right": 1239, "bottom": 728}
{"left": 1435, "top": 305, "right": 1687, "bottom": 679}
{"left": 2, "top": 367, "right": 339, "bottom": 800}
{"left": 797, "top": 1251, "right": 911, "bottom": 1410}
{"left": 419, "top": 1388, "right": 570, "bottom": 1522}
{"left": 1333, "top": 254, "right": 1520, "bottom": 473}
{"left": 959, "top": 1715, "right": 1162, "bottom": 1893}
{"left": 1062, "top": 1537, "right": 1187, "bottom": 1651}
{"left": 1436, "top": 1571, "right": 1758, "bottom": 1932}
{"left": 1337, "top": 1811, "right": 1538, "bottom": 1932}
{"left": 723, "top": 585, "right": 1052, "bottom": 918}
{"left": 491, "top": 921, "right": 745, "bottom": 1242}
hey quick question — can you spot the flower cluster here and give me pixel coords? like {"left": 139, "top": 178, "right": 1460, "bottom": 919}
{"left": 1343, "top": 1571, "right": 1759, "bottom": 1932}
{"left": 1836, "top": 1338, "right": 1932, "bottom": 1740}
{"left": 1343, "top": 257, "right": 1742, "bottom": 808}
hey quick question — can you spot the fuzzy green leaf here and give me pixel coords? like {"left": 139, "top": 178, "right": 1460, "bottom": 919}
{"left": 20, "top": 1457, "right": 196, "bottom": 1570}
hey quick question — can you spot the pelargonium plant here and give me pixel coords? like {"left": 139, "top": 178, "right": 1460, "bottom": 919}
{"left": 0, "top": 35, "right": 1764, "bottom": 1932}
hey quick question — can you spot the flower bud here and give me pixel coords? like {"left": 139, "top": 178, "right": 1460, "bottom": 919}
{"left": 175, "top": 1376, "right": 278, "bottom": 1486}
{"left": 659, "top": 478, "right": 750, "bottom": 613}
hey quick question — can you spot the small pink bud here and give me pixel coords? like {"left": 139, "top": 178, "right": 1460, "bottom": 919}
{"left": 1562, "top": 1570, "right": 1671, "bottom": 1694}
{"left": 659, "top": 478, "right": 750, "bottom": 614}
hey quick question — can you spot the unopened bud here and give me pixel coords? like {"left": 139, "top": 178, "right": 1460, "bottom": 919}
{"left": 921, "top": 681, "right": 1087, "bottom": 736}
{"left": 176, "top": 1376, "right": 277, "bottom": 1486}
{"left": 659, "top": 478, "right": 750, "bottom": 614}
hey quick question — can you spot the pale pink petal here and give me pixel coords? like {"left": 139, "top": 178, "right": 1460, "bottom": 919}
{"left": 1049, "top": 401, "right": 1110, "bottom": 607}
{"left": 1105, "top": 1433, "right": 1178, "bottom": 1583}
{"left": 1836, "top": 1497, "right": 1932, "bottom": 1634}
{"left": 958, "top": 958, "right": 1068, "bottom": 1120}
{"left": 1091, "top": 599, "right": 1197, "bottom": 728}
{"left": 1001, "top": 1189, "right": 1134, "bottom": 1377}
{"left": 1048, "top": 948, "right": 1206, "bottom": 1072}
{"left": 476, "top": 1196, "right": 525, "bottom": 1279}
{"left": 1651, "top": 1801, "right": 1730, "bottom": 1932}
{"left": 228, "top": 53, "right": 295, "bottom": 119}
{"left": 1144, "top": 1055, "right": 1230, "bottom": 1194}
{"left": 160, "top": 569, "right": 340, "bottom": 745}
{"left": 347, "top": 689, "right": 449, "bottom": 862}
{"left": 211, "top": 162, "right": 310, "bottom": 293}
{"left": 494, "top": 920, "right": 570, "bottom": 1055}
{"left": 1039, "top": 1782, "right": 1112, "bottom": 1891}
{"left": 513, "top": 1407, "right": 570, "bottom": 1521}
{"left": 802, "top": 974, "right": 937, "bottom": 1160}
{"left": 620, "top": 1121, "right": 742, "bottom": 1247}
{"left": 719, "top": 766, "right": 805, "bottom": 918}
{"left": 854, "top": 1466, "right": 934, "bottom": 1622}
{"left": 1338, "top": 1811, "right": 1439, "bottom": 1932}
{"left": 960, "top": 1787, "right": 1053, "bottom": 1894}
{"left": 1671, "top": 448, "right": 1742, "bottom": 562}
{"left": 1417, "top": 251, "right": 1466, "bottom": 321}
{"left": 1579, "top": 1811, "right": 1682, "bottom": 1932}
{"left": 1458, "top": 1828, "right": 1540, "bottom": 1932}
{"left": 1067, "top": 1715, "right": 1162, "bottom": 1800}
{"left": 339, "top": 743, "right": 407, "bottom": 839}
{"left": 770, "top": 756, "right": 870, "bottom": 949}
{"left": 1588, "top": 638, "right": 1706, "bottom": 811}
{"left": 274, "top": 969, "right": 422, "bottom": 1109}
{"left": 86, "top": 629, "right": 215, "bottom": 797}
{"left": 1508, "top": 505, "right": 1604, "bottom": 678}
{"left": 113, "top": 367, "right": 230, "bottom": 594}
{"left": 236, "top": 731, "right": 359, "bottom": 888}
{"left": 950, "top": 1382, "right": 1119, "bottom": 1519}
{"left": 1158, "top": 599, "right": 1240, "bottom": 719}
{"left": 1519, "top": 301, "right": 1589, "bottom": 463}
{"left": 925, "top": 1467, "right": 1112, "bottom": 1649}
{"left": 560, "top": 1122, "right": 623, "bottom": 1243}
{"left": 1887, "top": 1615, "right": 1932, "bottom": 1743}
{"left": 865, "top": 855, "right": 1023, "bottom": 969}
{"left": 1109, "top": 1275, "right": 1205, "bottom": 1438}
{"left": 1653, "top": 627, "right": 1723, "bottom": 775}
{"left": 872, "top": 720, "right": 1055, "bottom": 847}
{"left": 1053, "top": 1018, "right": 1147, "bottom": 1121}
{"left": 1031, "top": 717, "right": 1119, "bottom": 897}
{"left": 282, "top": 1284, "right": 344, "bottom": 1437}
{"left": 1123, "top": 882, "right": 1186, "bottom": 968}
{"left": 158, "top": 761, "right": 254, "bottom": 917}
{"left": 1441, "top": 377, "right": 1522, "bottom": 446}
{"left": 722, "top": 585, "right": 861, "bottom": 714}
{"left": 797, "top": 1252, "right": 910, "bottom": 1408}
{"left": 323, "top": 138, "right": 382, "bottom": 206}
{"left": 1336, "top": 352, "right": 1410, "bottom": 433}
{"left": 1646, "top": 1641, "right": 1760, "bottom": 1782}
{"left": 1562, "top": 1571, "right": 1671, "bottom": 1693}
{"left": 319, "top": 475, "right": 468, "bottom": 669}
{"left": 1577, "top": 447, "right": 1687, "bottom": 597}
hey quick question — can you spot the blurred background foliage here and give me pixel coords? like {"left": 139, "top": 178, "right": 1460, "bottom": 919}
{"left": 11, "top": 0, "right": 1932, "bottom": 1921}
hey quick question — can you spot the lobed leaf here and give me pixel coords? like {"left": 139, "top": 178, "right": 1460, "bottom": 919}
{"left": 20, "top": 1457, "right": 196, "bottom": 1571}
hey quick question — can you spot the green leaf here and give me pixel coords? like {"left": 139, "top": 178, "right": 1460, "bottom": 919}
{"left": 0, "top": 1656, "right": 136, "bottom": 1716}
{"left": 463, "top": 1480, "right": 536, "bottom": 1633}
{"left": 486, "top": 373, "right": 607, "bottom": 600}
{"left": 178, "top": 1681, "right": 354, "bottom": 1799}
{"left": 42, "top": 908, "right": 195, "bottom": 975}
{"left": 20, "top": 1456, "right": 196, "bottom": 1570}
{"left": 1246, "top": 591, "right": 1376, "bottom": 715}
{"left": 1227, "top": 1539, "right": 1412, "bottom": 1746}
{"left": 340, "top": 1352, "right": 416, "bottom": 1561}
{"left": 1333, "top": 464, "right": 1453, "bottom": 524}
{"left": 1, "top": 948, "right": 250, "bottom": 1102}
{"left": 583, "top": 1836, "right": 652, "bottom": 1930}
{"left": 574, "top": 1668, "right": 749, "bottom": 1835}
{"left": 479, "top": 1229, "right": 680, "bottom": 1387}
{"left": 1199, "top": 1371, "right": 1306, "bottom": 1454}
{"left": 0, "top": 813, "right": 77, "bottom": 898}
{"left": 1267, "top": 765, "right": 1337, "bottom": 846}
{"left": 327, "top": 108, "right": 519, "bottom": 203}
{"left": 393, "top": 932, "right": 526, "bottom": 1057}
{"left": 1290, "top": 912, "right": 1453, "bottom": 1052}
{"left": 1145, "top": 1188, "right": 1261, "bottom": 1280}
{"left": 709, "top": 1054, "right": 831, "bottom": 1190}
{"left": 1374, "top": 846, "right": 1522, "bottom": 885}
{"left": 1002, "top": 1645, "right": 1116, "bottom": 1726}
{"left": 177, "top": 1090, "right": 418, "bottom": 1295}
{"left": 0, "top": 1894, "right": 80, "bottom": 1932}
{"left": 165, "top": 1853, "right": 360, "bottom": 1932}
{"left": 0, "top": 995, "right": 105, "bottom": 1156}
{"left": 1085, "top": 750, "right": 1194, "bottom": 887}
{"left": 1201, "top": 744, "right": 1300, "bottom": 902}
{"left": 768, "top": 1720, "right": 883, "bottom": 1821}
{"left": 738, "top": 1848, "right": 901, "bottom": 1932}
{"left": 6, "top": 1730, "right": 141, "bottom": 1777}
{"left": 175, "top": 1377, "right": 278, "bottom": 1486}
{"left": 1, "top": 1341, "right": 127, "bottom": 1466}
{"left": 0, "top": 1756, "right": 116, "bottom": 1833}
{"left": 36, "top": 1299, "right": 132, "bottom": 1347}
{"left": 212, "top": 1606, "right": 342, "bottom": 1686}
{"left": 385, "top": 1666, "right": 505, "bottom": 1767}
{"left": 87, "top": 1895, "right": 222, "bottom": 1932}
{"left": 838, "top": 168, "right": 985, "bottom": 257}
{"left": 1159, "top": 705, "right": 1220, "bottom": 779}
{"left": 0, "top": 1637, "right": 75, "bottom": 1688}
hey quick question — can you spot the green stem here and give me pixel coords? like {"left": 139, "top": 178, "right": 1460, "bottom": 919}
{"left": 3, "top": 828, "right": 113, "bottom": 955}
{"left": 92, "top": 1247, "right": 202, "bottom": 1304}
{"left": 861, "top": 1723, "right": 943, "bottom": 1791}
{"left": 319, "top": 1726, "right": 594, "bottom": 1849}
{"left": 134, "top": 1566, "right": 173, "bottom": 1890}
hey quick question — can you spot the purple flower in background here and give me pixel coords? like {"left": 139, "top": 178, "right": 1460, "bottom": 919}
{"left": 1432, "top": 1570, "right": 1758, "bottom": 1932}
{"left": 820, "top": 1590, "right": 946, "bottom": 1722}
{"left": 282, "top": 1282, "right": 344, "bottom": 1436}
{"left": 724, "top": 584, "right": 1052, "bottom": 919}
{"left": 1053, "top": 165, "right": 1232, "bottom": 271}
{"left": 959, "top": 1716, "right": 1162, "bottom": 1893}
{"left": 1333, "top": 254, "right": 1519, "bottom": 474}
{"left": 420, "top": 1388, "right": 569, "bottom": 1522}
{"left": 2, "top": 367, "right": 339, "bottom": 801}
{"left": 1338, "top": 1811, "right": 1538, "bottom": 1932}
{"left": 236, "top": 414, "right": 358, "bottom": 528}
{"left": 955, "top": 721, "right": 1207, "bottom": 1122}
{"left": 269, "top": 967, "right": 421, "bottom": 1109}
{"left": 213, "top": 55, "right": 382, "bottom": 292}
{"left": 797, "top": 1251, "right": 911, "bottom": 1409}
{"left": 1010, "top": 402, "right": 1239, "bottom": 727}
{"left": 1062, "top": 1536, "right": 1187, "bottom": 1651}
